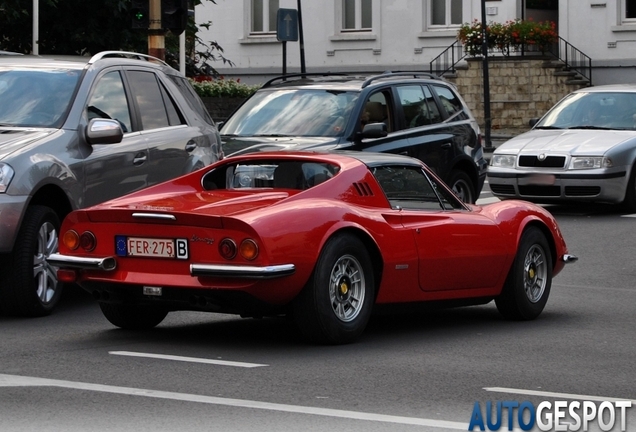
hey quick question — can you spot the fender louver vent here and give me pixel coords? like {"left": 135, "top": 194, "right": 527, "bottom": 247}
{"left": 353, "top": 182, "right": 374, "bottom": 196}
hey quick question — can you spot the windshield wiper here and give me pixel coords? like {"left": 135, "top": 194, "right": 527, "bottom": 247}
{"left": 568, "top": 125, "right": 612, "bottom": 130}
{"left": 534, "top": 126, "right": 563, "bottom": 130}
{"left": 253, "top": 134, "right": 293, "bottom": 137}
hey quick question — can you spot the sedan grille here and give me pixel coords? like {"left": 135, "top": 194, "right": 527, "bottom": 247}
{"left": 490, "top": 184, "right": 516, "bottom": 195}
{"left": 518, "top": 155, "right": 566, "bottom": 168}
{"left": 518, "top": 185, "right": 561, "bottom": 197}
{"left": 565, "top": 186, "right": 601, "bottom": 197}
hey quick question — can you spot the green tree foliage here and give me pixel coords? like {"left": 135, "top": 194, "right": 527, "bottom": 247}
{"left": 0, "top": 0, "right": 231, "bottom": 76}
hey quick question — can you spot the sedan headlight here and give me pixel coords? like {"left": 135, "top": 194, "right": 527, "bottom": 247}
{"left": 0, "top": 163, "right": 15, "bottom": 193}
{"left": 569, "top": 157, "right": 613, "bottom": 170}
{"left": 490, "top": 154, "right": 516, "bottom": 168}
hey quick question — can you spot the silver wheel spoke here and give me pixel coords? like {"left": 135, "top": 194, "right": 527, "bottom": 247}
{"left": 328, "top": 255, "right": 366, "bottom": 322}
{"left": 33, "top": 221, "right": 59, "bottom": 304}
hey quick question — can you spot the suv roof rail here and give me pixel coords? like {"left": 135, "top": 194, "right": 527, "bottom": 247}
{"left": 262, "top": 73, "right": 350, "bottom": 88}
{"left": 361, "top": 71, "right": 440, "bottom": 88}
{"left": 88, "top": 51, "right": 170, "bottom": 67}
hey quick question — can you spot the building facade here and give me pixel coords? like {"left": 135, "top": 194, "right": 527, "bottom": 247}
{"left": 194, "top": 1, "right": 636, "bottom": 85}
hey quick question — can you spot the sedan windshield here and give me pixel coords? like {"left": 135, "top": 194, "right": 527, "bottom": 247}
{"left": 221, "top": 89, "right": 359, "bottom": 137}
{"left": 0, "top": 68, "right": 81, "bottom": 127}
{"left": 536, "top": 91, "right": 636, "bottom": 131}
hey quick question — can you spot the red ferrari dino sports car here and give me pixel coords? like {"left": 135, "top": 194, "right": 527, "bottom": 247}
{"left": 48, "top": 151, "right": 576, "bottom": 344}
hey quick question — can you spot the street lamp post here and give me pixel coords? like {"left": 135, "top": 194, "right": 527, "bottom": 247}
{"left": 481, "top": 0, "right": 492, "bottom": 150}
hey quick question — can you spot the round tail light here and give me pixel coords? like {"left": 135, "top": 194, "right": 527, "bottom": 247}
{"left": 239, "top": 239, "right": 259, "bottom": 261}
{"left": 63, "top": 230, "right": 80, "bottom": 250}
{"left": 219, "top": 238, "right": 237, "bottom": 260}
{"left": 79, "top": 231, "right": 96, "bottom": 251}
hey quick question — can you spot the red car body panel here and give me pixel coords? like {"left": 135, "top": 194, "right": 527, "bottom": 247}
{"left": 51, "top": 151, "right": 571, "bottom": 311}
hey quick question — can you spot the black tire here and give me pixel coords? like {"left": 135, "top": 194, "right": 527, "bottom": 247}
{"left": 621, "top": 164, "right": 636, "bottom": 212}
{"left": 495, "top": 227, "right": 553, "bottom": 320}
{"left": 293, "top": 234, "right": 375, "bottom": 344}
{"left": 99, "top": 302, "right": 168, "bottom": 330}
{"left": 0, "top": 205, "right": 63, "bottom": 317}
{"left": 447, "top": 170, "right": 475, "bottom": 204}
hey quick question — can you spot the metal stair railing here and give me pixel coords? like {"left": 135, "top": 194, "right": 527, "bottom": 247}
{"left": 429, "top": 36, "right": 592, "bottom": 85}
{"left": 546, "top": 36, "right": 592, "bottom": 84}
{"left": 429, "top": 40, "right": 467, "bottom": 77}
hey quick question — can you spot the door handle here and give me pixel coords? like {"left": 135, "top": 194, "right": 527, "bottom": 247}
{"left": 133, "top": 153, "right": 147, "bottom": 165}
{"left": 441, "top": 142, "right": 452, "bottom": 149}
{"left": 185, "top": 140, "right": 197, "bottom": 152}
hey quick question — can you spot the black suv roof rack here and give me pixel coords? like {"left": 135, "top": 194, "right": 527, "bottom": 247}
{"left": 361, "top": 71, "right": 440, "bottom": 88}
{"left": 262, "top": 73, "right": 350, "bottom": 88}
{"left": 88, "top": 51, "right": 169, "bottom": 67}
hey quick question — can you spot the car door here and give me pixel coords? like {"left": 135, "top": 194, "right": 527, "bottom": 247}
{"left": 373, "top": 163, "right": 508, "bottom": 292}
{"left": 82, "top": 69, "right": 151, "bottom": 207}
{"left": 394, "top": 84, "right": 456, "bottom": 179}
{"left": 123, "top": 68, "right": 202, "bottom": 184}
{"left": 353, "top": 89, "right": 412, "bottom": 156}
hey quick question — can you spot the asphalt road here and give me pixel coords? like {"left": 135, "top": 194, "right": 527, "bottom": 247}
{"left": 1, "top": 191, "right": 635, "bottom": 432}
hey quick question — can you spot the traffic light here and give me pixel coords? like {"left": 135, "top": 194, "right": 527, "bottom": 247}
{"left": 162, "top": 0, "right": 188, "bottom": 35}
{"left": 131, "top": 0, "right": 149, "bottom": 29}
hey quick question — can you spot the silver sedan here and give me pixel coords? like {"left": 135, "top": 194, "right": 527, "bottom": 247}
{"left": 488, "top": 84, "right": 636, "bottom": 211}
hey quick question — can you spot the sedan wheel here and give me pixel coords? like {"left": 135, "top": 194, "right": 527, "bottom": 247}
{"left": 293, "top": 233, "right": 374, "bottom": 344}
{"left": 496, "top": 227, "right": 552, "bottom": 320}
{"left": 0, "top": 205, "right": 62, "bottom": 316}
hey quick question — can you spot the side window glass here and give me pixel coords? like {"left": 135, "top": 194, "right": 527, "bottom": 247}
{"left": 432, "top": 85, "right": 467, "bottom": 120}
{"left": 167, "top": 75, "right": 215, "bottom": 125}
{"left": 86, "top": 71, "right": 132, "bottom": 133}
{"left": 360, "top": 91, "right": 393, "bottom": 132}
{"left": 126, "top": 70, "right": 184, "bottom": 130}
{"left": 397, "top": 85, "right": 437, "bottom": 129}
{"left": 372, "top": 165, "right": 444, "bottom": 211}
{"left": 423, "top": 86, "right": 442, "bottom": 125}
{"left": 372, "top": 165, "right": 466, "bottom": 211}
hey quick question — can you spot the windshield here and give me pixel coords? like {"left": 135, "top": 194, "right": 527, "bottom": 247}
{"left": 536, "top": 91, "right": 636, "bottom": 131}
{"left": 0, "top": 68, "right": 82, "bottom": 127}
{"left": 221, "top": 88, "right": 359, "bottom": 137}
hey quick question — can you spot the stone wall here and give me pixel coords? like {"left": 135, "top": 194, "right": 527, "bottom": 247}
{"left": 446, "top": 57, "right": 589, "bottom": 136}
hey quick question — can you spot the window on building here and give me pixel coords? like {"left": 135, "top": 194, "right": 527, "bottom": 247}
{"left": 251, "top": 0, "right": 279, "bottom": 33}
{"left": 430, "top": 0, "right": 462, "bottom": 27}
{"left": 626, "top": 0, "right": 636, "bottom": 19}
{"left": 342, "top": 0, "right": 372, "bottom": 31}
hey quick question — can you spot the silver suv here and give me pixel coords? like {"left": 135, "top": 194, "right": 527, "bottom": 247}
{"left": 0, "top": 51, "right": 222, "bottom": 316}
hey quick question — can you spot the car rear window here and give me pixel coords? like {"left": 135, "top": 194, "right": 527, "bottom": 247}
{"left": 202, "top": 160, "right": 340, "bottom": 190}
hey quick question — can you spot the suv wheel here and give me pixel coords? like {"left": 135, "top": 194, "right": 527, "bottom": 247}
{"left": 448, "top": 170, "right": 475, "bottom": 204}
{"left": 0, "top": 205, "right": 62, "bottom": 317}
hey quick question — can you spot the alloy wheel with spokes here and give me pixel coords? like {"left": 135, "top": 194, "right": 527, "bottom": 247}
{"left": 328, "top": 254, "right": 366, "bottom": 322}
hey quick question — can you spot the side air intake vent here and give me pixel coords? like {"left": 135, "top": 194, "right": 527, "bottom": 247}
{"left": 353, "top": 182, "right": 374, "bottom": 196}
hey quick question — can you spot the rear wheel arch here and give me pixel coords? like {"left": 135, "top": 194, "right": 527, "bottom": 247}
{"left": 28, "top": 183, "right": 74, "bottom": 226}
{"left": 321, "top": 227, "right": 384, "bottom": 300}
{"left": 519, "top": 221, "right": 558, "bottom": 271}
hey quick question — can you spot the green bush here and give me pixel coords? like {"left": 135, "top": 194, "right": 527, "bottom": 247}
{"left": 189, "top": 77, "right": 260, "bottom": 98}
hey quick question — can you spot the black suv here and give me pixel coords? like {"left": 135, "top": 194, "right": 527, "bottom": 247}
{"left": 0, "top": 51, "right": 222, "bottom": 316}
{"left": 220, "top": 72, "right": 487, "bottom": 203}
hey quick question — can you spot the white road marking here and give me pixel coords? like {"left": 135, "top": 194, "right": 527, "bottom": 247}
{"left": 0, "top": 373, "right": 468, "bottom": 429}
{"left": 485, "top": 387, "right": 636, "bottom": 403}
{"left": 109, "top": 351, "right": 268, "bottom": 368}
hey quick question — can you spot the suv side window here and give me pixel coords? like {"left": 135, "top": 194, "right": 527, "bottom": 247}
{"left": 168, "top": 75, "right": 215, "bottom": 125}
{"left": 126, "top": 70, "right": 185, "bottom": 130}
{"left": 86, "top": 71, "right": 132, "bottom": 133}
{"left": 431, "top": 85, "right": 467, "bottom": 120}
{"left": 360, "top": 91, "right": 393, "bottom": 132}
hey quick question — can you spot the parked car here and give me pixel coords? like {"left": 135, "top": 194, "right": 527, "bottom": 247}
{"left": 488, "top": 84, "right": 636, "bottom": 210}
{"left": 48, "top": 151, "right": 576, "bottom": 344}
{"left": 0, "top": 51, "right": 223, "bottom": 317}
{"left": 219, "top": 72, "right": 487, "bottom": 204}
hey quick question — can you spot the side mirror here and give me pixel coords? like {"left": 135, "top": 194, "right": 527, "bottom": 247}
{"left": 361, "top": 122, "right": 388, "bottom": 139}
{"left": 528, "top": 118, "right": 540, "bottom": 127}
{"left": 86, "top": 119, "right": 124, "bottom": 145}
